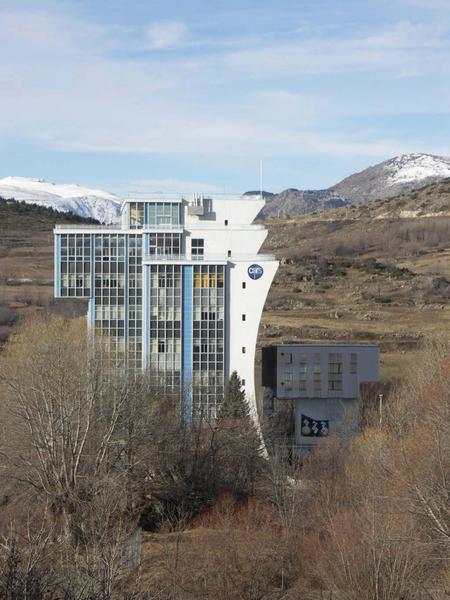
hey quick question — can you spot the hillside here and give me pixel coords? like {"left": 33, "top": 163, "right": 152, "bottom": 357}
{"left": 331, "top": 153, "right": 450, "bottom": 203}
{"left": 0, "top": 199, "right": 93, "bottom": 344}
{"left": 258, "top": 185, "right": 450, "bottom": 381}
{"left": 344, "top": 177, "right": 450, "bottom": 219}
{"left": 260, "top": 153, "right": 450, "bottom": 218}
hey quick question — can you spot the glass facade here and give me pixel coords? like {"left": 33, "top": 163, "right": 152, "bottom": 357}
{"left": 55, "top": 204, "right": 227, "bottom": 418}
{"left": 128, "top": 236, "right": 143, "bottom": 370}
{"left": 129, "top": 201, "right": 180, "bottom": 228}
{"left": 59, "top": 234, "right": 91, "bottom": 297}
{"left": 93, "top": 234, "right": 126, "bottom": 365}
{"left": 149, "top": 265, "right": 182, "bottom": 389}
{"left": 192, "top": 265, "right": 225, "bottom": 418}
{"left": 148, "top": 233, "right": 181, "bottom": 256}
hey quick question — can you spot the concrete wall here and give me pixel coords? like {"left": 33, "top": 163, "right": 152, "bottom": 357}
{"left": 294, "top": 397, "right": 359, "bottom": 447}
{"left": 274, "top": 344, "right": 379, "bottom": 400}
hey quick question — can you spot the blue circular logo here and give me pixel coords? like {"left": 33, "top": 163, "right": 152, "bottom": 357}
{"left": 248, "top": 264, "right": 264, "bottom": 280}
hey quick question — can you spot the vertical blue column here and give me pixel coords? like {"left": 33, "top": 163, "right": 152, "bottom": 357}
{"left": 142, "top": 265, "right": 151, "bottom": 371}
{"left": 143, "top": 233, "right": 149, "bottom": 256}
{"left": 87, "top": 298, "right": 95, "bottom": 331}
{"left": 182, "top": 266, "right": 193, "bottom": 420}
{"left": 124, "top": 235, "right": 129, "bottom": 345}
{"left": 54, "top": 234, "right": 61, "bottom": 297}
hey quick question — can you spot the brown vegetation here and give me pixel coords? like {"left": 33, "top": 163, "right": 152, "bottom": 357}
{"left": 0, "top": 316, "right": 449, "bottom": 598}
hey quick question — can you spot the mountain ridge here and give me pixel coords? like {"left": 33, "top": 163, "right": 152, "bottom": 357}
{"left": 259, "top": 153, "right": 450, "bottom": 218}
{"left": 2, "top": 153, "right": 450, "bottom": 223}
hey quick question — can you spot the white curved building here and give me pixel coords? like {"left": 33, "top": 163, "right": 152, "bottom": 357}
{"left": 54, "top": 193, "right": 278, "bottom": 418}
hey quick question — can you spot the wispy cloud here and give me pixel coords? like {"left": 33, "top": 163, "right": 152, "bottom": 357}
{"left": 146, "top": 20, "right": 188, "bottom": 49}
{"left": 122, "top": 178, "right": 222, "bottom": 194}
{"left": 1, "top": 2, "right": 449, "bottom": 173}
{"left": 223, "top": 21, "right": 450, "bottom": 77}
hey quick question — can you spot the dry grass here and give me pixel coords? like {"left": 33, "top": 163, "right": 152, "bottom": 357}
{"left": 259, "top": 213, "right": 450, "bottom": 386}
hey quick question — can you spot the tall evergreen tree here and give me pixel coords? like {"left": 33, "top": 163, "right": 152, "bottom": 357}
{"left": 218, "top": 371, "right": 250, "bottom": 420}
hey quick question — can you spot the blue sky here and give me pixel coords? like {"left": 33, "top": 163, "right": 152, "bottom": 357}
{"left": 1, "top": 0, "right": 450, "bottom": 194}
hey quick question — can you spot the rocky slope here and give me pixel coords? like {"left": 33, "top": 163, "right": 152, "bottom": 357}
{"left": 259, "top": 153, "right": 450, "bottom": 218}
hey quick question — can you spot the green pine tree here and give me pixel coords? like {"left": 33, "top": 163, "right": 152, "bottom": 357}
{"left": 218, "top": 371, "right": 250, "bottom": 420}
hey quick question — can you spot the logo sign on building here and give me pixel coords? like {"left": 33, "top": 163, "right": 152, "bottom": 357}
{"left": 248, "top": 264, "right": 264, "bottom": 280}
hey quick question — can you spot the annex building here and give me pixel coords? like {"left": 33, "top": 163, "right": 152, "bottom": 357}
{"left": 262, "top": 343, "right": 380, "bottom": 452}
{"left": 54, "top": 194, "right": 278, "bottom": 418}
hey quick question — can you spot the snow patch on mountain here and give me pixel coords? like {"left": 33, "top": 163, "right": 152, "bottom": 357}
{"left": 386, "top": 153, "right": 450, "bottom": 186}
{"left": 0, "top": 176, "right": 121, "bottom": 223}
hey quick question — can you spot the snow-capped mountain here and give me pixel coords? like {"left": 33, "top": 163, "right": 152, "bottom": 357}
{"left": 259, "top": 153, "right": 450, "bottom": 218}
{"left": 0, "top": 177, "right": 121, "bottom": 223}
{"left": 330, "top": 153, "right": 450, "bottom": 204}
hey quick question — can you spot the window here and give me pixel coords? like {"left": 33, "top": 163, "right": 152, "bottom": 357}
{"left": 242, "top": 314, "right": 246, "bottom": 321}
{"left": 328, "top": 353, "right": 343, "bottom": 391}
{"left": 284, "top": 370, "right": 293, "bottom": 391}
{"left": 147, "top": 202, "right": 180, "bottom": 226}
{"left": 158, "top": 341, "right": 166, "bottom": 353}
{"left": 227, "top": 250, "right": 232, "bottom": 257}
{"left": 242, "top": 379, "right": 246, "bottom": 386}
{"left": 242, "top": 282, "right": 246, "bottom": 289}
{"left": 192, "top": 238, "right": 204, "bottom": 259}
{"left": 350, "top": 352, "right": 357, "bottom": 374}
{"left": 129, "top": 203, "right": 144, "bottom": 228}
{"left": 148, "top": 233, "right": 181, "bottom": 257}
{"left": 313, "top": 353, "right": 321, "bottom": 392}
{"left": 299, "top": 354, "right": 307, "bottom": 391}
{"left": 242, "top": 347, "right": 246, "bottom": 354}
{"left": 225, "top": 219, "right": 228, "bottom": 226}
{"left": 286, "top": 352, "right": 293, "bottom": 364}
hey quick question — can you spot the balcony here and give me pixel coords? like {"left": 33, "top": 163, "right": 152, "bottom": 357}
{"left": 143, "top": 253, "right": 276, "bottom": 263}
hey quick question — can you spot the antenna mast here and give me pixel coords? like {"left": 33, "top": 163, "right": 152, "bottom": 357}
{"left": 260, "top": 159, "right": 263, "bottom": 200}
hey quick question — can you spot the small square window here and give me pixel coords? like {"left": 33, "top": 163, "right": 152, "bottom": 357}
{"left": 227, "top": 250, "right": 232, "bottom": 257}
{"left": 242, "top": 314, "right": 246, "bottom": 321}
{"left": 242, "top": 282, "right": 246, "bottom": 289}
{"left": 242, "top": 347, "right": 246, "bottom": 354}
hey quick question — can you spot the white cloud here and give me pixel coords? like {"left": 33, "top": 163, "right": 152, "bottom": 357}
{"left": 122, "top": 178, "right": 222, "bottom": 194}
{"left": 223, "top": 21, "right": 450, "bottom": 77}
{"left": 146, "top": 20, "right": 188, "bottom": 49}
{"left": 1, "top": 5, "right": 449, "bottom": 164}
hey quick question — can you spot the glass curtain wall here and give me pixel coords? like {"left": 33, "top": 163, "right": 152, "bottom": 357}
{"left": 59, "top": 234, "right": 91, "bottom": 297}
{"left": 192, "top": 265, "right": 225, "bottom": 418}
{"left": 94, "top": 234, "right": 126, "bottom": 365}
{"left": 128, "top": 235, "right": 143, "bottom": 370}
{"left": 148, "top": 233, "right": 181, "bottom": 257}
{"left": 149, "top": 265, "right": 182, "bottom": 389}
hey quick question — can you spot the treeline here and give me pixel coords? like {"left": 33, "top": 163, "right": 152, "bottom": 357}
{"left": 0, "top": 317, "right": 449, "bottom": 599}
{"left": 0, "top": 196, "right": 99, "bottom": 227}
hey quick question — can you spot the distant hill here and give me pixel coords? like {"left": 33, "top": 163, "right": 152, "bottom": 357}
{"left": 323, "top": 178, "right": 450, "bottom": 221}
{"left": 257, "top": 153, "right": 450, "bottom": 218}
{"left": 330, "top": 153, "right": 450, "bottom": 204}
{"left": 0, "top": 176, "right": 121, "bottom": 223}
{"left": 0, "top": 196, "right": 99, "bottom": 229}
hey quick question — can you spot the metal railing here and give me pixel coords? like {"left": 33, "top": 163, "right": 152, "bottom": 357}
{"left": 54, "top": 222, "right": 265, "bottom": 231}
{"left": 54, "top": 224, "right": 122, "bottom": 230}
{"left": 143, "top": 253, "right": 276, "bottom": 262}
